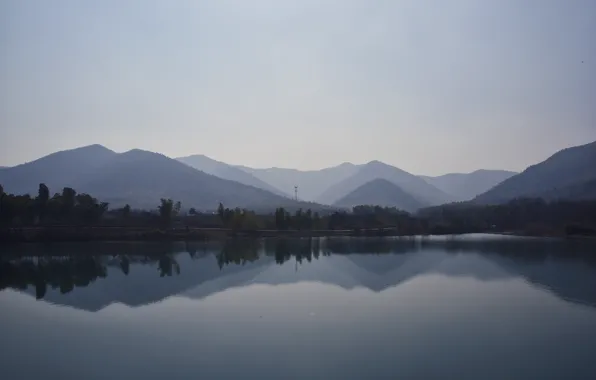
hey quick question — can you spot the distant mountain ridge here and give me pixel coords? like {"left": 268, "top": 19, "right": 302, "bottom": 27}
{"left": 475, "top": 141, "right": 596, "bottom": 204}
{"left": 0, "top": 145, "right": 327, "bottom": 211}
{"left": 333, "top": 178, "right": 426, "bottom": 212}
{"left": 3, "top": 140, "right": 594, "bottom": 210}
{"left": 237, "top": 162, "right": 361, "bottom": 202}
{"left": 176, "top": 154, "right": 288, "bottom": 197}
{"left": 420, "top": 170, "right": 518, "bottom": 201}
{"left": 316, "top": 160, "right": 453, "bottom": 206}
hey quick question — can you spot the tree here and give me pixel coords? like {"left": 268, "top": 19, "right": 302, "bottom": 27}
{"left": 122, "top": 204, "right": 131, "bottom": 218}
{"left": 1, "top": 194, "right": 34, "bottom": 226}
{"left": 313, "top": 211, "right": 321, "bottom": 230}
{"left": 241, "top": 210, "right": 262, "bottom": 230}
{"left": 36, "top": 183, "right": 50, "bottom": 223}
{"left": 217, "top": 202, "right": 225, "bottom": 223}
{"left": 158, "top": 198, "right": 174, "bottom": 228}
{"left": 304, "top": 209, "right": 313, "bottom": 230}
{"left": 61, "top": 187, "right": 77, "bottom": 220}
{"left": 97, "top": 202, "right": 109, "bottom": 221}
{"left": 275, "top": 207, "right": 289, "bottom": 230}
{"left": 295, "top": 209, "right": 303, "bottom": 230}
{"left": 223, "top": 207, "right": 235, "bottom": 228}
{"left": 188, "top": 207, "right": 197, "bottom": 215}
{"left": 37, "top": 183, "right": 49, "bottom": 203}
{"left": 120, "top": 256, "right": 130, "bottom": 276}
{"left": 230, "top": 208, "right": 246, "bottom": 230}
{"left": 70, "top": 193, "right": 108, "bottom": 224}
{"left": 0, "top": 184, "right": 4, "bottom": 221}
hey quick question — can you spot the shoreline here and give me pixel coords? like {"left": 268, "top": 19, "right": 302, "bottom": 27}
{"left": 0, "top": 226, "right": 403, "bottom": 243}
{"left": 1, "top": 226, "right": 595, "bottom": 244}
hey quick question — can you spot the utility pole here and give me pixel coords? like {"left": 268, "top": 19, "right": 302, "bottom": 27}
{"left": 294, "top": 186, "right": 298, "bottom": 201}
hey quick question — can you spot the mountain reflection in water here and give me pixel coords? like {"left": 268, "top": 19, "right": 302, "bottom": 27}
{"left": 1, "top": 235, "right": 596, "bottom": 311}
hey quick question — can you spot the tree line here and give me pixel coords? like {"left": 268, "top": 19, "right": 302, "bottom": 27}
{"left": 0, "top": 184, "right": 109, "bottom": 226}
{"left": 1, "top": 183, "right": 596, "bottom": 236}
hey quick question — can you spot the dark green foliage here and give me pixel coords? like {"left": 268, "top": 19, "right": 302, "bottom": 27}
{"left": 217, "top": 202, "right": 225, "bottom": 224}
{"left": 419, "top": 198, "right": 596, "bottom": 235}
{"left": 274, "top": 207, "right": 290, "bottom": 230}
{"left": 216, "top": 203, "right": 264, "bottom": 231}
{"left": 158, "top": 198, "right": 175, "bottom": 228}
{"left": 0, "top": 194, "right": 35, "bottom": 226}
{"left": 0, "top": 184, "right": 4, "bottom": 219}
{"left": 122, "top": 204, "right": 131, "bottom": 218}
{"left": 36, "top": 183, "right": 50, "bottom": 222}
{"left": 74, "top": 193, "right": 109, "bottom": 224}
{"left": 1, "top": 184, "right": 595, "bottom": 239}
{"left": 61, "top": 187, "right": 77, "bottom": 218}
{"left": 0, "top": 184, "right": 108, "bottom": 226}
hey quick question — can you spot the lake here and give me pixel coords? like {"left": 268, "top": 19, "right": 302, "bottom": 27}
{"left": 1, "top": 234, "right": 596, "bottom": 379}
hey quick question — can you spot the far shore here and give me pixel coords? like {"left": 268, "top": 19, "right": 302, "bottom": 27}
{"left": 1, "top": 226, "right": 399, "bottom": 243}
{"left": 1, "top": 225, "right": 594, "bottom": 244}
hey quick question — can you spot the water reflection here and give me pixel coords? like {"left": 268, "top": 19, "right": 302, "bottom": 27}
{"left": 1, "top": 236, "right": 596, "bottom": 310}
{"left": 2, "top": 236, "right": 596, "bottom": 379}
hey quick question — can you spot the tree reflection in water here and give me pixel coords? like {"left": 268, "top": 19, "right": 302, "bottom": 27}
{"left": 1, "top": 236, "right": 596, "bottom": 301}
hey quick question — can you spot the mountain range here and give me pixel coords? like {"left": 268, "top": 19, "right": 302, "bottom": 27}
{"left": 316, "top": 160, "right": 453, "bottom": 206}
{"left": 474, "top": 141, "right": 596, "bottom": 204}
{"left": 1, "top": 140, "right": 594, "bottom": 212}
{"left": 0, "top": 146, "right": 322, "bottom": 212}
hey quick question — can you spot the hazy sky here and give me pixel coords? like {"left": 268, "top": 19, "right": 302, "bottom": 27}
{"left": 1, "top": 0, "right": 595, "bottom": 175}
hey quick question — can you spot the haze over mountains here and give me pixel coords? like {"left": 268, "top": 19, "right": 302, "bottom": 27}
{"left": 420, "top": 170, "right": 517, "bottom": 202}
{"left": 237, "top": 163, "right": 361, "bottom": 202}
{"left": 236, "top": 162, "right": 521, "bottom": 206}
{"left": 316, "top": 160, "right": 454, "bottom": 207}
{"left": 0, "top": 140, "right": 594, "bottom": 212}
{"left": 176, "top": 155, "right": 288, "bottom": 197}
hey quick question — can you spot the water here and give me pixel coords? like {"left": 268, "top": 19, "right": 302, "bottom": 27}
{"left": 2, "top": 235, "right": 596, "bottom": 379}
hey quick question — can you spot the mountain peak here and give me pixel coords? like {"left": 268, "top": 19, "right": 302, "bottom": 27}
{"left": 333, "top": 178, "right": 425, "bottom": 212}
{"left": 365, "top": 160, "right": 386, "bottom": 167}
{"left": 180, "top": 154, "right": 210, "bottom": 160}
{"left": 82, "top": 143, "right": 110, "bottom": 150}
{"left": 65, "top": 144, "right": 114, "bottom": 155}
{"left": 121, "top": 148, "right": 163, "bottom": 157}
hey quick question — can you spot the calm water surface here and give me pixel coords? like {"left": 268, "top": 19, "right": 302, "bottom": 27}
{"left": 1, "top": 235, "right": 596, "bottom": 379}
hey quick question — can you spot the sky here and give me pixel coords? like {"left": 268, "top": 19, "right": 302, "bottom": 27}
{"left": 0, "top": 0, "right": 595, "bottom": 176}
